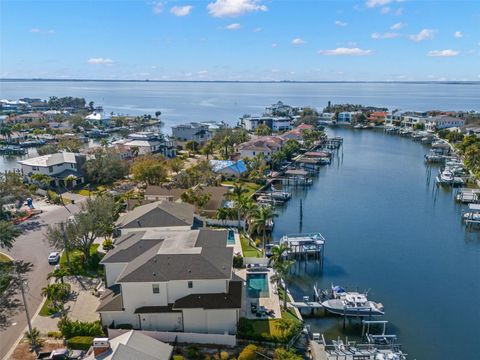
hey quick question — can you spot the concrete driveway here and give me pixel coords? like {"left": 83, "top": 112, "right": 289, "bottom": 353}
{"left": 0, "top": 200, "right": 84, "bottom": 360}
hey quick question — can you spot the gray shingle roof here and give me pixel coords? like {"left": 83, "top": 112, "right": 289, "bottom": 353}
{"left": 173, "top": 281, "right": 242, "bottom": 310}
{"left": 115, "top": 229, "right": 232, "bottom": 283}
{"left": 101, "top": 232, "right": 162, "bottom": 264}
{"left": 115, "top": 201, "right": 195, "bottom": 229}
{"left": 97, "top": 284, "right": 124, "bottom": 312}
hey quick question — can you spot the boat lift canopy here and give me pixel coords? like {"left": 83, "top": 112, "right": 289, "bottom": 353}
{"left": 468, "top": 204, "right": 480, "bottom": 211}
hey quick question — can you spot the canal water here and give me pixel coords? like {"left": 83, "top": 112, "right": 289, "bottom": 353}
{"left": 272, "top": 128, "right": 480, "bottom": 360}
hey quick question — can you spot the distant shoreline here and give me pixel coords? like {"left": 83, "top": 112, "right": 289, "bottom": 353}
{"left": 1, "top": 78, "right": 479, "bottom": 85}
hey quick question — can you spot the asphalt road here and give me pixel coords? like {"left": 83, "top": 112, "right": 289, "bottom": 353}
{"left": 0, "top": 202, "right": 82, "bottom": 360}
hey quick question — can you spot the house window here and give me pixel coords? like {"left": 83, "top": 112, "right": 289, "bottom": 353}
{"left": 152, "top": 284, "right": 160, "bottom": 294}
{"left": 32, "top": 166, "right": 39, "bottom": 171}
{"left": 48, "top": 166, "right": 53, "bottom": 173}
{"left": 188, "top": 281, "right": 193, "bottom": 289}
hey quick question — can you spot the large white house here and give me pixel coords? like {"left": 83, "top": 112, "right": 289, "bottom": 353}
{"left": 426, "top": 115, "right": 465, "bottom": 131}
{"left": 97, "top": 228, "right": 241, "bottom": 335}
{"left": 240, "top": 116, "right": 292, "bottom": 132}
{"left": 18, "top": 152, "right": 87, "bottom": 187}
{"left": 171, "top": 123, "right": 212, "bottom": 143}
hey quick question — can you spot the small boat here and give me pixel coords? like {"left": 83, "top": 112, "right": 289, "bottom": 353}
{"left": 322, "top": 285, "right": 385, "bottom": 317}
{"left": 439, "top": 169, "right": 454, "bottom": 183}
{"left": 354, "top": 124, "right": 364, "bottom": 129}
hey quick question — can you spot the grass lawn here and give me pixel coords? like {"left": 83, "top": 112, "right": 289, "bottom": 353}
{"left": 60, "top": 244, "right": 103, "bottom": 277}
{"left": 39, "top": 298, "right": 53, "bottom": 317}
{"left": 222, "top": 181, "right": 262, "bottom": 197}
{"left": 282, "top": 308, "right": 301, "bottom": 323}
{"left": 239, "top": 311, "right": 302, "bottom": 341}
{"left": 240, "top": 234, "right": 262, "bottom": 258}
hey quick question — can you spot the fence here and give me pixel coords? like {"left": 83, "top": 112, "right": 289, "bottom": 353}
{"left": 108, "top": 329, "right": 237, "bottom": 347}
{"left": 204, "top": 218, "right": 246, "bottom": 229}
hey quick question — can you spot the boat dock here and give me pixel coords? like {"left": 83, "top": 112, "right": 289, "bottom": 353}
{"left": 280, "top": 232, "right": 326, "bottom": 262}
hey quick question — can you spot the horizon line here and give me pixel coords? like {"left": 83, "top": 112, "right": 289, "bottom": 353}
{"left": 1, "top": 78, "right": 479, "bottom": 85}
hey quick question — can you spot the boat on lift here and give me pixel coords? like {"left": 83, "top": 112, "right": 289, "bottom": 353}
{"left": 322, "top": 285, "right": 385, "bottom": 317}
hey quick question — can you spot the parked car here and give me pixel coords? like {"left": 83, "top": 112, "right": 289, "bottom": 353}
{"left": 37, "top": 348, "right": 85, "bottom": 359}
{"left": 48, "top": 252, "right": 60, "bottom": 265}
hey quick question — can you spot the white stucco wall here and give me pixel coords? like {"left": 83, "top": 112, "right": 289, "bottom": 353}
{"left": 182, "top": 309, "right": 207, "bottom": 333}
{"left": 166, "top": 279, "right": 227, "bottom": 303}
{"left": 139, "top": 312, "right": 183, "bottom": 331}
{"left": 21, "top": 162, "right": 77, "bottom": 177}
{"left": 206, "top": 309, "right": 238, "bottom": 334}
{"left": 100, "top": 311, "right": 139, "bottom": 328}
{"left": 121, "top": 282, "right": 169, "bottom": 310}
{"left": 104, "top": 263, "right": 127, "bottom": 287}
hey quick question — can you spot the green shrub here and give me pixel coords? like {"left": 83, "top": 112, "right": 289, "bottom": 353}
{"left": 102, "top": 239, "right": 114, "bottom": 251}
{"left": 173, "top": 356, "right": 185, "bottom": 360}
{"left": 47, "top": 331, "right": 63, "bottom": 339}
{"left": 238, "top": 345, "right": 257, "bottom": 360}
{"left": 233, "top": 255, "right": 243, "bottom": 268}
{"left": 186, "top": 346, "right": 200, "bottom": 360}
{"left": 67, "top": 336, "right": 94, "bottom": 351}
{"left": 220, "top": 351, "right": 230, "bottom": 360}
{"left": 58, "top": 318, "right": 104, "bottom": 339}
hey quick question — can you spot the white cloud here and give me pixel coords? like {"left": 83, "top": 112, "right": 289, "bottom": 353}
{"left": 197, "top": 70, "right": 209, "bottom": 76}
{"left": 207, "top": 0, "right": 267, "bottom": 17}
{"left": 390, "top": 22, "right": 405, "bottom": 30}
{"left": 253, "top": 27, "right": 262, "bottom": 32}
{"left": 30, "top": 28, "right": 55, "bottom": 34}
{"left": 371, "top": 32, "right": 400, "bottom": 39}
{"left": 365, "top": 0, "right": 397, "bottom": 8}
{"left": 454, "top": 31, "right": 463, "bottom": 38}
{"left": 170, "top": 5, "right": 193, "bottom": 16}
{"left": 409, "top": 29, "right": 435, "bottom": 42}
{"left": 87, "top": 58, "right": 114, "bottom": 65}
{"left": 335, "top": 20, "right": 347, "bottom": 27}
{"left": 380, "top": 6, "right": 390, "bottom": 14}
{"left": 271, "top": 43, "right": 278, "bottom": 48}
{"left": 427, "top": 49, "right": 459, "bottom": 57}
{"left": 225, "top": 23, "right": 241, "bottom": 30}
{"left": 318, "top": 47, "right": 372, "bottom": 56}
{"left": 291, "top": 38, "right": 305, "bottom": 45}
{"left": 152, "top": 2, "right": 164, "bottom": 14}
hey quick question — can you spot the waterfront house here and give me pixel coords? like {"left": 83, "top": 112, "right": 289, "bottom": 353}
{"left": 115, "top": 200, "right": 202, "bottom": 235}
{"left": 18, "top": 152, "right": 87, "bottom": 187}
{"left": 171, "top": 122, "right": 212, "bottom": 143}
{"left": 7, "top": 112, "right": 46, "bottom": 124}
{"left": 86, "top": 112, "right": 111, "bottom": 126}
{"left": 209, "top": 159, "right": 248, "bottom": 178}
{"left": 236, "top": 136, "right": 283, "bottom": 159}
{"left": 97, "top": 228, "right": 241, "bottom": 335}
{"left": 240, "top": 115, "right": 292, "bottom": 132}
{"left": 426, "top": 115, "right": 465, "bottom": 131}
{"left": 367, "top": 111, "right": 387, "bottom": 124}
{"left": 264, "top": 101, "right": 301, "bottom": 117}
{"left": 85, "top": 330, "right": 173, "bottom": 360}
{"left": 336, "top": 111, "right": 361, "bottom": 124}
{"left": 318, "top": 112, "right": 334, "bottom": 125}
{"left": 280, "top": 123, "right": 314, "bottom": 142}
{"left": 118, "top": 132, "right": 176, "bottom": 157}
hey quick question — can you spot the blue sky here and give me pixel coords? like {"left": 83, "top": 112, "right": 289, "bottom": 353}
{"left": 1, "top": 0, "right": 479, "bottom": 81}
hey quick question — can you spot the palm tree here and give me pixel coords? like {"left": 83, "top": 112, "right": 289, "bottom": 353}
{"left": 268, "top": 242, "right": 290, "bottom": 267}
{"left": 201, "top": 141, "right": 215, "bottom": 159}
{"left": 41, "top": 283, "right": 71, "bottom": 312}
{"left": 274, "top": 318, "right": 292, "bottom": 338}
{"left": 219, "top": 136, "right": 231, "bottom": 159}
{"left": 0, "top": 125, "right": 12, "bottom": 140}
{"left": 227, "top": 183, "right": 249, "bottom": 228}
{"left": 25, "top": 327, "right": 41, "bottom": 353}
{"left": 250, "top": 205, "right": 277, "bottom": 253}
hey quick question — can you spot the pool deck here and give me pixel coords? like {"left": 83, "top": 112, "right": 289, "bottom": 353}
{"left": 227, "top": 230, "right": 243, "bottom": 256}
{"left": 234, "top": 268, "right": 282, "bottom": 319}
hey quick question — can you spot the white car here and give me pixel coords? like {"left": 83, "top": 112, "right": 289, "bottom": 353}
{"left": 48, "top": 252, "right": 60, "bottom": 265}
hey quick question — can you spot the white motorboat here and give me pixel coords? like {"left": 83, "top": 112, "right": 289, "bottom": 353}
{"left": 437, "top": 169, "right": 453, "bottom": 184}
{"left": 322, "top": 285, "right": 385, "bottom": 317}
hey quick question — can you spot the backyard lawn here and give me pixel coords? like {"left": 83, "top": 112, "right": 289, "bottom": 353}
{"left": 238, "top": 310, "right": 302, "bottom": 342}
{"left": 240, "top": 234, "right": 262, "bottom": 258}
{"left": 222, "top": 181, "right": 262, "bottom": 197}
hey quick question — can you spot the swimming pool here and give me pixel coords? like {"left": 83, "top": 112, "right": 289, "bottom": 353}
{"left": 227, "top": 229, "right": 236, "bottom": 245}
{"left": 246, "top": 273, "right": 269, "bottom": 298}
